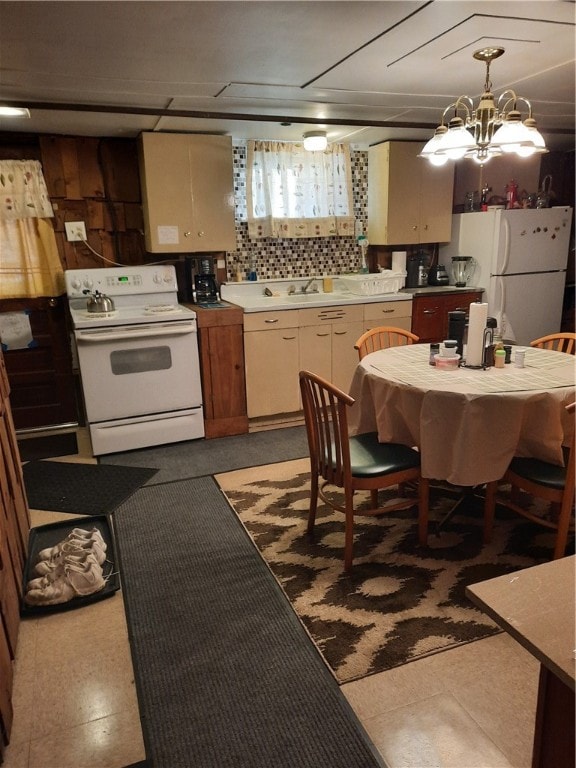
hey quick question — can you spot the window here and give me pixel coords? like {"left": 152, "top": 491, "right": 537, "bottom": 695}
{"left": 246, "top": 140, "right": 355, "bottom": 238}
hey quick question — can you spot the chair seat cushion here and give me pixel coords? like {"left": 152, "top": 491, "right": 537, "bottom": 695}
{"left": 509, "top": 456, "right": 566, "bottom": 491}
{"left": 350, "top": 432, "right": 420, "bottom": 478}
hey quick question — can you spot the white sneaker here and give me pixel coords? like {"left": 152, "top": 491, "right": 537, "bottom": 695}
{"left": 36, "top": 527, "right": 106, "bottom": 561}
{"left": 34, "top": 536, "right": 107, "bottom": 574}
{"left": 27, "top": 551, "right": 102, "bottom": 591}
{"left": 25, "top": 553, "right": 105, "bottom": 605}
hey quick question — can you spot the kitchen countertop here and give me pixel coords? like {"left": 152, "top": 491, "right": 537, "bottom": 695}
{"left": 220, "top": 278, "right": 482, "bottom": 312}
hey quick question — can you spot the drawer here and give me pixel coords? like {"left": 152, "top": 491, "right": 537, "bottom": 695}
{"left": 244, "top": 310, "right": 299, "bottom": 331}
{"left": 298, "top": 304, "right": 364, "bottom": 326}
{"left": 364, "top": 300, "right": 413, "bottom": 322}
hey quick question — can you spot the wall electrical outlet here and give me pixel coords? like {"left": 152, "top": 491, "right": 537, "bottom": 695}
{"left": 65, "top": 221, "right": 87, "bottom": 242}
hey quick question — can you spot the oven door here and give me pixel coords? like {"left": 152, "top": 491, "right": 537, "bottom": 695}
{"left": 75, "top": 320, "right": 202, "bottom": 422}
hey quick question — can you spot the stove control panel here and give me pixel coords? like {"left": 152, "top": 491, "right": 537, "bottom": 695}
{"left": 65, "top": 265, "right": 177, "bottom": 297}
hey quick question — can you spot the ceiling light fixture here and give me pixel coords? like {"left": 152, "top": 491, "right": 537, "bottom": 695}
{"left": 303, "top": 130, "right": 327, "bottom": 151}
{"left": 0, "top": 105, "right": 30, "bottom": 118}
{"left": 419, "top": 47, "right": 547, "bottom": 166}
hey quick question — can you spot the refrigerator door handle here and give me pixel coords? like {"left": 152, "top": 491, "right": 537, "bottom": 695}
{"left": 500, "top": 218, "right": 511, "bottom": 274}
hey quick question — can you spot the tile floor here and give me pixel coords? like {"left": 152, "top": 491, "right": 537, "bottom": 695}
{"left": 3, "top": 431, "right": 539, "bottom": 768}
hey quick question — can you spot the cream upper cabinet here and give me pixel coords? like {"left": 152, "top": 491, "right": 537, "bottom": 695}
{"left": 368, "top": 141, "right": 454, "bottom": 245}
{"left": 138, "top": 132, "right": 236, "bottom": 253}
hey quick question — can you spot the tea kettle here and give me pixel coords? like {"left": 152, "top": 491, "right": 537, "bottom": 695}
{"left": 84, "top": 290, "right": 115, "bottom": 313}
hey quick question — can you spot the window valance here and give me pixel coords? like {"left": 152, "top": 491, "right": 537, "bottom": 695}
{"left": 0, "top": 160, "right": 54, "bottom": 220}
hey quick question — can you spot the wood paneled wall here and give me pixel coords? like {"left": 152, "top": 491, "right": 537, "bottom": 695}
{"left": 0, "top": 133, "right": 146, "bottom": 272}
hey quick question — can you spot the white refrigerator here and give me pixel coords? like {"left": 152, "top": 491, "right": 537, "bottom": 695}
{"left": 438, "top": 207, "right": 573, "bottom": 345}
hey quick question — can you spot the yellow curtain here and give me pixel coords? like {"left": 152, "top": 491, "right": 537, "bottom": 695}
{"left": 0, "top": 218, "right": 64, "bottom": 298}
{"left": 0, "top": 159, "right": 64, "bottom": 298}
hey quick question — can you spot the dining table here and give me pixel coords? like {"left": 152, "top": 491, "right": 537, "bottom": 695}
{"left": 348, "top": 344, "right": 575, "bottom": 487}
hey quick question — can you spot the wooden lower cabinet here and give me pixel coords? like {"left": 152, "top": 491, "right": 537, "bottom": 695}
{"left": 0, "top": 296, "right": 78, "bottom": 431}
{"left": 194, "top": 305, "right": 248, "bottom": 438}
{"left": 412, "top": 291, "right": 483, "bottom": 343}
{"left": 0, "top": 348, "right": 30, "bottom": 756}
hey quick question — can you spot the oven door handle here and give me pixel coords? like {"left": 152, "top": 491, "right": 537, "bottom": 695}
{"left": 76, "top": 325, "right": 197, "bottom": 343}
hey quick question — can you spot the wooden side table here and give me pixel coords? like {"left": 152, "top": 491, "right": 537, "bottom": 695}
{"left": 467, "top": 557, "right": 575, "bottom": 768}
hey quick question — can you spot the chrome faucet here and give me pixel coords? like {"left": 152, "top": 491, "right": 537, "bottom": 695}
{"left": 301, "top": 277, "right": 319, "bottom": 294}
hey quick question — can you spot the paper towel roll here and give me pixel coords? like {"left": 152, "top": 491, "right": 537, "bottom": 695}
{"left": 466, "top": 302, "right": 488, "bottom": 367}
{"left": 391, "top": 251, "right": 407, "bottom": 273}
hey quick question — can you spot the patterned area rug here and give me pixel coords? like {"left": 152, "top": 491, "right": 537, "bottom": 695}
{"left": 216, "top": 458, "right": 558, "bottom": 684}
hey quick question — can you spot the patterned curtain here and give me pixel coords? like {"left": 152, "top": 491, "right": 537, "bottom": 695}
{"left": 0, "top": 160, "right": 64, "bottom": 298}
{"left": 246, "top": 141, "right": 355, "bottom": 238}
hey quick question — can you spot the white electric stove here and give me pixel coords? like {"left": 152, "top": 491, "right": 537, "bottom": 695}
{"left": 65, "top": 265, "right": 205, "bottom": 455}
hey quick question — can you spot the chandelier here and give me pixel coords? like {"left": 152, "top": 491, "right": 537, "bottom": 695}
{"left": 419, "top": 47, "right": 547, "bottom": 166}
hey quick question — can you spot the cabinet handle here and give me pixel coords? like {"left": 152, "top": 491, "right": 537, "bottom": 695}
{"left": 334, "top": 330, "right": 348, "bottom": 336}
{"left": 198, "top": 231, "right": 205, "bottom": 237}
{"left": 264, "top": 319, "right": 279, "bottom": 324}
{"left": 282, "top": 335, "right": 297, "bottom": 341}
{"left": 316, "top": 332, "right": 330, "bottom": 338}
{"left": 423, "top": 309, "right": 438, "bottom": 315}
{"left": 381, "top": 309, "right": 394, "bottom": 313}
{"left": 184, "top": 231, "right": 191, "bottom": 237}
{"left": 423, "top": 224, "right": 428, "bottom": 230}
{"left": 412, "top": 225, "right": 418, "bottom": 230}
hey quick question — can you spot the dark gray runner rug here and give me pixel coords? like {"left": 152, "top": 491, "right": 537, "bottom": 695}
{"left": 100, "top": 426, "right": 308, "bottom": 484}
{"left": 113, "top": 476, "right": 385, "bottom": 768}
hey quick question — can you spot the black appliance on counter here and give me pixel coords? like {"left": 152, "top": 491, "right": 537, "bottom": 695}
{"left": 406, "top": 253, "right": 430, "bottom": 288}
{"left": 427, "top": 264, "right": 450, "bottom": 286}
{"left": 184, "top": 256, "right": 220, "bottom": 304}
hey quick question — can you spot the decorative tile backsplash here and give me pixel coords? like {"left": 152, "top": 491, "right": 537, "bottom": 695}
{"left": 228, "top": 145, "right": 368, "bottom": 281}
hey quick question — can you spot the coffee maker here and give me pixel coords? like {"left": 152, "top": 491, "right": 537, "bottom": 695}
{"left": 185, "top": 256, "right": 220, "bottom": 304}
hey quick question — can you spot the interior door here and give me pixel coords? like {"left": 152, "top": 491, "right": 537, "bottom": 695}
{"left": 0, "top": 296, "right": 78, "bottom": 430}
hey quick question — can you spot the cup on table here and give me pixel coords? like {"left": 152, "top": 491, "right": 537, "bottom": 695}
{"left": 514, "top": 349, "right": 525, "bottom": 368}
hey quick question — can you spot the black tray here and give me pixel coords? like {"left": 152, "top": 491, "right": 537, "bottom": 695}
{"left": 21, "top": 514, "right": 120, "bottom": 616}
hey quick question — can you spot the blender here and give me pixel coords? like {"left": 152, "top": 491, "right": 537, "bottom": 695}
{"left": 451, "top": 256, "right": 476, "bottom": 287}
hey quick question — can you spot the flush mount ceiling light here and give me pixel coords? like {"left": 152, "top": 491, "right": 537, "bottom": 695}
{"left": 0, "top": 105, "right": 30, "bottom": 118}
{"left": 419, "top": 47, "right": 547, "bottom": 166}
{"left": 303, "top": 130, "right": 328, "bottom": 151}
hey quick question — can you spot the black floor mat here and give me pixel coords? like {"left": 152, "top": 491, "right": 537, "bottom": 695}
{"left": 23, "top": 460, "right": 158, "bottom": 515}
{"left": 18, "top": 432, "right": 79, "bottom": 461}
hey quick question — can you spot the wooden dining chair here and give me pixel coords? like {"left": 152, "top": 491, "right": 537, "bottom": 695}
{"left": 483, "top": 402, "right": 575, "bottom": 560}
{"left": 530, "top": 332, "right": 576, "bottom": 355}
{"left": 299, "top": 370, "right": 429, "bottom": 571}
{"left": 354, "top": 326, "right": 420, "bottom": 360}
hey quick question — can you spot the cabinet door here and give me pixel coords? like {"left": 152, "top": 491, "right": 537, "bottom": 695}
{"left": 200, "top": 324, "right": 247, "bottom": 437}
{"left": 419, "top": 162, "right": 455, "bottom": 243}
{"left": 331, "top": 321, "right": 364, "bottom": 392}
{"left": 244, "top": 328, "right": 300, "bottom": 418}
{"left": 187, "top": 136, "right": 236, "bottom": 252}
{"left": 368, "top": 141, "right": 454, "bottom": 245}
{"left": 369, "top": 142, "right": 420, "bottom": 246}
{"left": 412, "top": 295, "right": 445, "bottom": 343}
{"left": 139, "top": 133, "right": 235, "bottom": 253}
{"left": 299, "top": 325, "right": 332, "bottom": 382}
